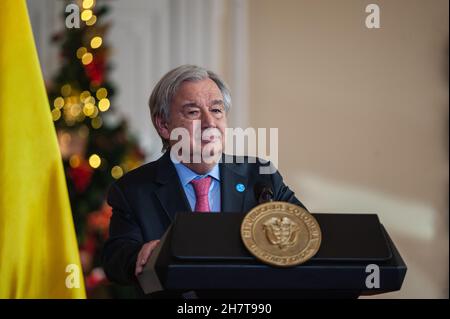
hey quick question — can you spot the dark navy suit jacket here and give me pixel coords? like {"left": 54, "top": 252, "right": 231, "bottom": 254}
{"left": 102, "top": 151, "right": 307, "bottom": 286}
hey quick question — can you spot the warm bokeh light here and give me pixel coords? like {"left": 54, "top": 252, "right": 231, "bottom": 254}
{"left": 81, "top": 10, "right": 93, "bottom": 22}
{"left": 81, "top": 52, "right": 93, "bottom": 65}
{"left": 51, "top": 108, "right": 61, "bottom": 121}
{"left": 90, "top": 36, "right": 102, "bottom": 49}
{"left": 96, "top": 88, "right": 108, "bottom": 99}
{"left": 84, "top": 96, "right": 96, "bottom": 105}
{"left": 80, "top": 90, "right": 91, "bottom": 102}
{"left": 82, "top": 0, "right": 95, "bottom": 9}
{"left": 76, "top": 47, "right": 87, "bottom": 59}
{"left": 83, "top": 103, "right": 95, "bottom": 116}
{"left": 70, "top": 104, "right": 82, "bottom": 117}
{"left": 111, "top": 166, "right": 124, "bottom": 179}
{"left": 88, "top": 154, "right": 101, "bottom": 168}
{"left": 98, "top": 98, "right": 110, "bottom": 112}
{"left": 91, "top": 117, "right": 103, "bottom": 129}
{"left": 61, "top": 84, "right": 72, "bottom": 97}
{"left": 86, "top": 15, "right": 97, "bottom": 26}
{"left": 53, "top": 97, "right": 64, "bottom": 109}
{"left": 66, "top": 95, "right": 80, "bottom": 106}
{"left": 69, "top": 155, "right": 81, "bottom": 168}
{"left": 89, "top": 106, "right": 99, "bottom": 118}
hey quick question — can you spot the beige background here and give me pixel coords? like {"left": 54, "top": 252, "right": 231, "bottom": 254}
{"left": 240, "top": 0, "right": 448, "bottom": 298}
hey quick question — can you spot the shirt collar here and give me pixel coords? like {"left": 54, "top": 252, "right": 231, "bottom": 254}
{"left": 171, "top": 159, "right": 220, "bottom": 187}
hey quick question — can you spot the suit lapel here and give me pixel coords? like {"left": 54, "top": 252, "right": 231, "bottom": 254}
{"left": 154, "top": 151, "right": 191, "bottom": 222}
{"left": 220, "top": 154, "right": 248, "bottom": 213}
{"left": 155, "top": 152, "right": 249, "bottom": 217}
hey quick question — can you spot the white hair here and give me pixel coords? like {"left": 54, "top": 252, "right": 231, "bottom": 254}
{"left": 148, "top": 65, "right": 232, "bottom": 151}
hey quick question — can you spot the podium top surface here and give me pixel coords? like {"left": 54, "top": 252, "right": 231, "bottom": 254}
{"left": 171, "top": 212, "right": 392, "bottom": 263}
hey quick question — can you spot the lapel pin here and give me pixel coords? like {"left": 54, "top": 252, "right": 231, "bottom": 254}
{"left": 235, "top": 183, "right": 245, "bottom": 192}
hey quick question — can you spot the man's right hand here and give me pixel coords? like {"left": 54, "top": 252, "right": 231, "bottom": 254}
{"left": 135, "top": 239, "right": 160, "bottom": 276}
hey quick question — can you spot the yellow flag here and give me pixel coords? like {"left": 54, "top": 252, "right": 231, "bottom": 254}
{"left": 0, "top": 0, "right": 86, "bottom": 298}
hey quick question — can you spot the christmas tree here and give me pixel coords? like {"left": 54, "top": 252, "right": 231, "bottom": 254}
{"left": 46, "top": 0, "right": 144, "bottom": 297}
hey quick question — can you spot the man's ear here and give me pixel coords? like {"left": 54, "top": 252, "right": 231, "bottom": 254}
{"left": 154, "top": 115, "right": 170, "bottom": 140}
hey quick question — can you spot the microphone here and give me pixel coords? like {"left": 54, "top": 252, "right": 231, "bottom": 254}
{"left": 254, "top": 182, "right": 274, "bottom": 204}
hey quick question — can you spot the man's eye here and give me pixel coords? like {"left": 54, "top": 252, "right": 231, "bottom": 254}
{"left": 188, "top": 110, "right": 200, "bottom": 115}
{"left": 211, "top": 108, "right": 223, "bottom": 113}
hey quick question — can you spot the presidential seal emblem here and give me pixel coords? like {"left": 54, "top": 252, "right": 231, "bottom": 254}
{"left": 241, "top": 202, "right": 322, "bottom": 267}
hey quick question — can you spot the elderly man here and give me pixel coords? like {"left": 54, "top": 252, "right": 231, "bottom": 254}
{"left": 102, "top": 65, "right": 307, "bottom": 291}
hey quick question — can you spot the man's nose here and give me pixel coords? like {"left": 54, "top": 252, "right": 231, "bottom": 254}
{"left": 201, "top": 110, "right": 216, "bottom": 128}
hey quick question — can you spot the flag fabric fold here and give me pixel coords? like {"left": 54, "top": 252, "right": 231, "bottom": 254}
{"left": 0, "top": 0, "right": 86, "bottom": 298}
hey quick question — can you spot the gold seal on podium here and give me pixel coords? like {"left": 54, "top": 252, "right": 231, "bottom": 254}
{"left": 241, "top": 202, "right": 322, "bottom": 267}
